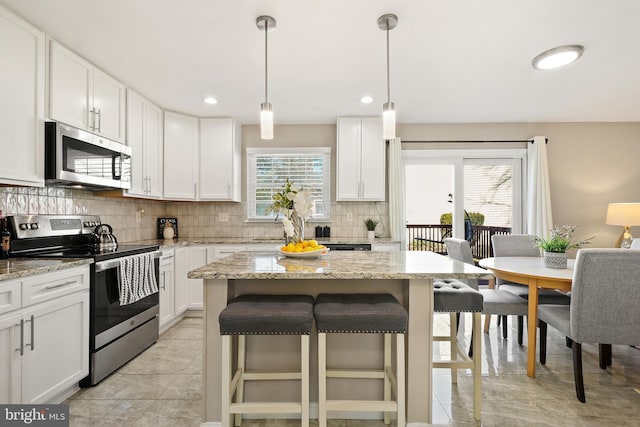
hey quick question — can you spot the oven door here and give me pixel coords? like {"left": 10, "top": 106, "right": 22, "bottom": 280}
{"left": 91, "top": 255, "right": 159, "bottom": 350}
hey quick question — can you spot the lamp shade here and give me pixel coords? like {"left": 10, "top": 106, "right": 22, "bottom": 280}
{"left": 605, "top": 203, "right": 640, "bottom": 226}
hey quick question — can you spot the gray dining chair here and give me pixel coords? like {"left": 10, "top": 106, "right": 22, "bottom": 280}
{"left": 444, "top": 238, "right": 528, "bottom": 343}
{"left": 537, "top": 248, "right": 640, "bottom": 402}
{"left": 491, "top": 234, "right": 571, "bottom": 305}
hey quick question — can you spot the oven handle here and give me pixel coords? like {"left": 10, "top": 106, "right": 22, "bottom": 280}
{"left": 95, "top": 251, "right": 161, "bottom": 272}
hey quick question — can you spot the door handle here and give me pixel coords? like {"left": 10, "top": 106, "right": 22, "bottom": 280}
{"left": 89, "top": 108, "right": 96, "bottom": 131}
{"left": 24, "top": 315, "right": 34, "bottom": 352}
{"left": 95, "top": 109, "right": 102, "bottom": 133}
{"left": 16, "top": 319, "right": 24, "bottom": 356}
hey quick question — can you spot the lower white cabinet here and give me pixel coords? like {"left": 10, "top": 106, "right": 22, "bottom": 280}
{"left": 372, "top": 242, "right": 401, "bottom": 251}
{"left": 174, "top": 245, "right": 214, "bottom": 312}
{"left": 0, "top": 265, "right": 90, "bottom": 404}
{"left": 159, "top": 249, "right": 175, "bottom": 329}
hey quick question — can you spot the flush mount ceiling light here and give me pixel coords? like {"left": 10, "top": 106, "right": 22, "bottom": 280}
{"left": 532, "top": 45, "right": 584, "bottom": 70}
{"left": 360, "top": 95, "right": 373, "bottom": 104}
{"left": 378, "top": 13, "right": 398, "bottom": 140}
{"left": 203, "top": 96, "right": 218, "bottom": 105}
{"left": 257, "top": 15, "right": 276, "bottom": 140}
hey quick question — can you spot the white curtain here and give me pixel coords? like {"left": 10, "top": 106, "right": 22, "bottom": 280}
{"left": 527, "top": 136, "right": 553, "bottom": 237}
{"left": 388, "top": 137, "right": 407, "bottom": 249}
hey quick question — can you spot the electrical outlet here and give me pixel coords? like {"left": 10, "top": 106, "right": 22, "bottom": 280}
{"left": 219, "top": 213, "right": 229, "bottom": 222}
{"left": 136, "top": 209, "right": 144, "bottom": 222}
{"left": 346, "top": 212, "right": 353, "bottom": 222}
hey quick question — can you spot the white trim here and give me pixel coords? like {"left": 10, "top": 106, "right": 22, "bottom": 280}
{"left": 246, "top": 147, "right": 332, "bottom": 155}
{"left": 403, "top": 148, "right": 526, "bottom": 160}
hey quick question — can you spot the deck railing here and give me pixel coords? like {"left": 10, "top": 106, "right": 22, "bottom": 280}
{"left": 406, "top": 224, "right": 512, "bottom": 259}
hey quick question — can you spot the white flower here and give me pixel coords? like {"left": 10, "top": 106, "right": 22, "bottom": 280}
{"left": 281, "top": 217, "right": 294, "bottom": 237}
{"left": 293, "top": 190, "right": 313, "bottom": 220}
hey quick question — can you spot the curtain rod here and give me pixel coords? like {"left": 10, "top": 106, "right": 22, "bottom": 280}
{"left": 400, "top": 139, "right": 548, "bottom": 144}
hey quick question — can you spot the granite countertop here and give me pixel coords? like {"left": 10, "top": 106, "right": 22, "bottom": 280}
{"left": 0, "top": 258, "right": 93, "bottom": 282}
{"left": 128, "top": 237, "right": 400, "bottom": 250}
{"left": 188, "top": 250, "right": 491, "bottom": 280}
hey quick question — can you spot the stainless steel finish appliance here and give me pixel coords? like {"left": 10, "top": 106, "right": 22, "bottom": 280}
{"left": 8, "top": 214, "right": 159, "bottom": 386}
{"left": 45, "top": 121, "right": 132, "bottom": 190}
{"left": 324, "top": 243, "right": 371, "bottom": 251}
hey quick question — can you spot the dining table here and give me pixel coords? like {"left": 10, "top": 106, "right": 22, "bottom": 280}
{"left": 478, "top": 256, "right": 574, "bottom": 377}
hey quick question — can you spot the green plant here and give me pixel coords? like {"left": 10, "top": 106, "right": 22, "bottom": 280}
{"left": 532, "top": 225, "right": 594, "bottom": 253}
{"left": 440, "top": 212, "right": 485, "bottom": 226}
{"left": 364, "top": 218, "right": 379, "bottom": 231}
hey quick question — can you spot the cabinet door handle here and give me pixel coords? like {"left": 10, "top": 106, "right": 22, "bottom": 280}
{"left": 17, "top": 319, "right": 24, "bottom": 356}
{"left": 45, "top": 280, "right": 76, "bottom": 290}
{"left": 25, "top": 315, "right": 34, "bottom": 352}
{"left": 95, "top": 109, "right": 102, "bottom": 133}
{"left": 147, "top": 177, "right": 152, "bottom": 193}
{"left": 194, "top": 183, "right": 198, "bottom": 198}
{"left": 89, "top": 108, "right": 96, "bottom": 131}
{"left": 161, "top": 271, "right": 166, "bottom": 290}
{"left": 228, "top": 183, "right": 231, "bottom": 198}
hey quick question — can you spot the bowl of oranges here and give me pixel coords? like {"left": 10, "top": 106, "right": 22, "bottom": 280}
{"left": 279, "top": 240, "right": 329, "bottom": 258}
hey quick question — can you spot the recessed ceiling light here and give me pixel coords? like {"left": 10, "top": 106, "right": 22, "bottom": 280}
{"left": 204, "top": 96, "right": 218, "bottom": 105}
{"left": 360, "top": 96, "right": 373, "bottom": 104}
{"left": 532, "top": 45, "right": 584, "bottom": 70}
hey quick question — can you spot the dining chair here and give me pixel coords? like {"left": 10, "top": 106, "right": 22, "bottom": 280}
{"left": 491, "top": 234, "right": 571, "bottom": 304}
{"left": 537, "top": 248, "right": 640, "bottom": 402}
{"left": 444, "top": 238, "right": 528, "bottom": 343}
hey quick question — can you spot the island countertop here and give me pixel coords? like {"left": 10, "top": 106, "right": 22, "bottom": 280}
{"left": 188, "top": 250, "right": 491, "bottom": 280}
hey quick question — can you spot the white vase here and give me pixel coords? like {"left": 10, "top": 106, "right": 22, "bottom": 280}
{"left": 543, "top": 251, "right": 567, "bottom": 269}
{"left": 163, "top": 223, "right": 175, "bottom": 240}
{"left": 367, "top": 230, "right": 376, "bottom": 241}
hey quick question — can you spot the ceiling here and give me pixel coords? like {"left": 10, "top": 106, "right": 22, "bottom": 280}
{"left": 2, "top": 0, "right": 640, "bottom": 125}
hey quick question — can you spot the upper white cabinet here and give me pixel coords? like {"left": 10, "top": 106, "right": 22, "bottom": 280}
{"left": 126, "top": 90, "right": 163, "bottom": 198}
{"left": 199, "top": 118, "right": 241, "bottom": 201}
{"left": 163, "top": 111, "right": 199, "bottom": 200}
{"left": 336, "top": 117, "right": 386, "bottom": 201}
{"left": 50, "top": 41, "right": 126, "bottom": 142}
{"left": 0, "top": 6, "right": 45, "bottom": 187}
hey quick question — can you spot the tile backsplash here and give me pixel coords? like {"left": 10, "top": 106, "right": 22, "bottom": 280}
{"left": 0, "top": 186, "right": 388, "bottom": 242}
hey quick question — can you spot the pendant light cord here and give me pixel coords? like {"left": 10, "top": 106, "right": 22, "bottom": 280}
{"left": 264, "top": 20, "right": 269, "bottom": 103}
{"left": 386, "top": 19, "right": 391, "bottom": 103}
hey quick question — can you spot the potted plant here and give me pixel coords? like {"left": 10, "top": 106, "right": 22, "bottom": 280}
{"left": 532, "top": 225, "right": 594, "bottom": 269}
{"left": 364, "top": 218, "right": 379, "bottom": 241}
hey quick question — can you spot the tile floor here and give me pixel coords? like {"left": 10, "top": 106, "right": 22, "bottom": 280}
{"left": 66, "top": 314, "right": 640, "bottom": 426}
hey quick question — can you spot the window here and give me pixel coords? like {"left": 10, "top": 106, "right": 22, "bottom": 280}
{"left": 247, "top": 147, "right": 331, "bottom": 221}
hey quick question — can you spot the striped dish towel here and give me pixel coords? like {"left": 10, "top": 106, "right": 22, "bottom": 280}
{"left": 118, "top": 253, "right": 158, "bottom": 305}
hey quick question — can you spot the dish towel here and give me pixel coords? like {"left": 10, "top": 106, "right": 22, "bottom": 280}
{"left": 118, "top": 253, "right": 158, "bottom": 305}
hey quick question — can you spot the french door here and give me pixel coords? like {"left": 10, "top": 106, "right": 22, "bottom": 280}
{"left": 403, "top": 148, "right": 525, "bottom": 250}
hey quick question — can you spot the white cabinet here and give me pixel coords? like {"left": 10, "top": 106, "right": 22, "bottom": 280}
{"left": 0, "top": 6, "right": 45, "bottom": 186}
{"left": 199, "top": 118, "right": 242, "bottom": 201}
{"left": 174, "top": 245, "right": 214, "bottom": 311}
{"left": 336, "top": 117, "right": 386, "bottom": 201}
{"left": 372, "top": 242, "right": 401, "bottom": 251}
{"left": 164, "top": 111, "right": 199, "bottom": 200}
{"left": 50, "top": 41, "right": 126, "bottom": 142}
{"left": 158, "top": 249, "right": 175, "bottom": 329}
{"left": 126, "top": 90, "right": 163, "bottom": 198}
{"left": 0, "top": 265, "right": 89, "bottom": 404}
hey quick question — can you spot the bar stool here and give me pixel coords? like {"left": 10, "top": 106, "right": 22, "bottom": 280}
{"left": 433, "top": 279, "right": 483, "bottom": 421}
{"left": 314, "top": 293, "right": 408, "bottom": 427}
{"left": 219, "top": 294, "right": 314, "bottom": 427}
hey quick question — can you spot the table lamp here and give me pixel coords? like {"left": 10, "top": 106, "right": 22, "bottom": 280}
{"left": 605, "top": 203, "right": 640, "bottom": 248}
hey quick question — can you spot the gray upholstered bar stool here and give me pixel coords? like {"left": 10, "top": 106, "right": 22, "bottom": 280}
{"left": 314, "top": 293, "right": 408, "bottom": 427}
{"left": 433, "top": 280, "right": 483, "bottom": 421}
{"left": 219, "top": 294, "right": 314, "bottom": 427}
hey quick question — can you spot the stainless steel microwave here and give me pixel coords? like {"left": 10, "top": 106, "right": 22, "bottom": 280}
{"left": 45, "top": 121, "right": 131, "bottom": 190}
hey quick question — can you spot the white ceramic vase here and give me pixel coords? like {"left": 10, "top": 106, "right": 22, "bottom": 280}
{"left": 367, "top": 230, "right": 376, "bottom": 241}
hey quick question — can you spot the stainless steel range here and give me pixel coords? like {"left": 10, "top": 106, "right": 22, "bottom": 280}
{"left": 8, "top": 214, "right": 160, "bottom": 386}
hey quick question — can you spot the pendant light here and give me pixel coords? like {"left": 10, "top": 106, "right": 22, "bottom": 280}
{"left": 257, "top": 15, "right": 276, "bottom": 140}
{"left": 378, "top": 14, "right": 398, "bottom": 140}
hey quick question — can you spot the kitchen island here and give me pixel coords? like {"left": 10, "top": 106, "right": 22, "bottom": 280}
{"left": 188, "top": 250, "right": 490, "bottom": 426}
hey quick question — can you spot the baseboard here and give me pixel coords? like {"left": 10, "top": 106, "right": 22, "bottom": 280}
{"left": 200, "top": 422, "right": 221, "bottom": 427}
